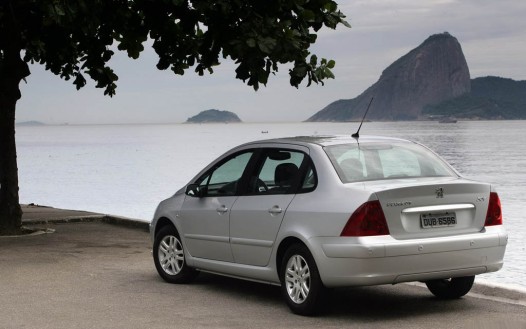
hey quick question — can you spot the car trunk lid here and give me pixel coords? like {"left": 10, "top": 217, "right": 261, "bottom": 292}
{"left": 363, "top": 177, "right": 491, "bottom": 240}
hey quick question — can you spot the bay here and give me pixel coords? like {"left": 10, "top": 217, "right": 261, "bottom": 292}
{"left": 15, "top": 121, "right": 526, "bottom": 290}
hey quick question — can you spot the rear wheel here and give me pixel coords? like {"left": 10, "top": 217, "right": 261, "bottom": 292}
{"left": 153, "top": 225, "right": 198, "bottom": 283}
{"left": 280, "top": 244, "right": 325, "bottom": 316}
{"left": 425, "top": 276, "right": 475, "bottom": 299}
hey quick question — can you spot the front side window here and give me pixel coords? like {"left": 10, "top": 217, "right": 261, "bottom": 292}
{"left": 325, "top": 142, "right": 457, "bottom": 183}
{"left": 197, "top": 151, "right": 254, "bottom": 196}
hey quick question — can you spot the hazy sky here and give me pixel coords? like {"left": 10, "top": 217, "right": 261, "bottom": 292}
{"left": 16, "top": 0, "right": 526, "bottom": 124}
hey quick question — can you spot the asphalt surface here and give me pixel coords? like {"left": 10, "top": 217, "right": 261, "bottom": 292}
{"left": 0, "top": 206, "right": 524, "bottom": 328}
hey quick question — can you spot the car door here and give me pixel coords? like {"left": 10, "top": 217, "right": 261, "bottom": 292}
{"left": 179, "top": 150, "right": 255, "bottom": 262}
{"left": 229, "top": 147, "right": 311, "bottom": 266}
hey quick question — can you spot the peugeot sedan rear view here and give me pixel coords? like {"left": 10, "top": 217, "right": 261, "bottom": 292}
{"left": 150, "top": 135, "right": 507, "bottom": 315}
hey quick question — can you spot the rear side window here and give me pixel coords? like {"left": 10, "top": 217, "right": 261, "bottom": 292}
{"left": 247, "top": 149, "right": 317, "bottom": 195}
{"left": 325, "top": 142, "right": 456, "bottom": 183}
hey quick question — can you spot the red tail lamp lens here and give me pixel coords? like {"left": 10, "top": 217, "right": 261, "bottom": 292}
{"left": 485, "top": 192, "right": 503, "bottom": 226}
{"left": 341, "top": 200, "right": 390, "bottom": 236}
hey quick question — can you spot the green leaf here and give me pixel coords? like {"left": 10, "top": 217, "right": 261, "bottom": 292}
{"left": 258, "top": 37, "right": 277, "bottom": 54}
{"left": 323, "top": 67, "right": 335, "bottom": 79}
{"left": 341, "top": 19, "right": 352, "bottom": 28}
{"left": 323, "top": 1, "right": 338, "bottom": 12}
{"left": 301, "top": 9, "right": 315, "bottom": 22}
{"left": 309, "top": 55, "right": 318, "bottom": 66}
{"left": 53, "top": 3, "right": 66, "bottom": 16}
{"left": 246, "top": 38, "right": 256, "bottom": 48}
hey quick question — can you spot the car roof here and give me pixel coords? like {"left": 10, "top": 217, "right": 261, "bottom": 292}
{"left": 242, "top": 135, "right": 412, "bottom": 148}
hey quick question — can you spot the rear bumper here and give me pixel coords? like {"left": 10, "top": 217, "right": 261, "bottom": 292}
{"left": 309, "top": 227, "right": 507, "bottom": 287}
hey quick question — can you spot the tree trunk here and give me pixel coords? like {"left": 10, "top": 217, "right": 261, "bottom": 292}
{"left": 0, "top": 91, "right": 22, "bottom": 234}
{"left": 0, "top": 33, "right": 29, "bottom": 234}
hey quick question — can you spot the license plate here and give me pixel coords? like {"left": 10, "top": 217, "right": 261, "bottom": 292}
{"left": 421, "top": 212, "right": 457, "bottom": 229}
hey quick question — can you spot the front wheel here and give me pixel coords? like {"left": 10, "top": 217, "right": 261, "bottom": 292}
{"left": 153, "top": 225, "right": 198, "bottom": 284}
{"left": 280, "top": 244, "right": 325, "bottom": 316}
{"left": 425, "top": 276, "right": 475, "bottom": 299}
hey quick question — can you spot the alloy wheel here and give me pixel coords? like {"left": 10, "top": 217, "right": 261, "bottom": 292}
{"left": 158, "top": 235, "right": 185, "bottom": 275}
{"left": 284, "top": 254, "right": 311, "bottom": 304}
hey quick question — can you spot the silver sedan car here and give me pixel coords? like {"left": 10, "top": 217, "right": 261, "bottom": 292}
{"left": 150, "top": 135, "right": 507, "bottom": 315}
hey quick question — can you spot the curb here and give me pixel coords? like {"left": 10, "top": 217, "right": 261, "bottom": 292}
{"left": 102, "top": 215, "right": 150, "bottom": 232}
{"left": 23, "top": 215, "right": 150, "bottom": 232}
{"left": 405, "top": 280, "right": 526, "bottom": 306}
{"left": 469, "top": 280, "right": 526, "bottom": 306}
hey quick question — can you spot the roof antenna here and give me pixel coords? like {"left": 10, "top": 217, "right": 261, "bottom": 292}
{"left": 352, "top": 97, "right": 374, "bottom": 138}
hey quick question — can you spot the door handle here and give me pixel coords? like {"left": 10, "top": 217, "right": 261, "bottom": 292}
{"left": 268, "top": 205, "right": 283, "bottom": 215}
{"left": 216, "top": 205, "right": 229, "bottom": 214}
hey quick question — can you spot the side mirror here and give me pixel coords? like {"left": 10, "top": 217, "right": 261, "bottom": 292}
{"left": 185, "top": 184, "right": 205, "bottom": 198}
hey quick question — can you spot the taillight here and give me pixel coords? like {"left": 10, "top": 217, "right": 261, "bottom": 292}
{"left": 485, "top": 192, "right": 503, "bottom": 226}
{"left": 341, "top": 200, "right": 390, "bottom": 236}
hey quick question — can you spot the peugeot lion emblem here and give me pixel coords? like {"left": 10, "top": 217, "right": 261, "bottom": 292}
{"left": 435, "top": 187, "right": 444, "bottom": 198}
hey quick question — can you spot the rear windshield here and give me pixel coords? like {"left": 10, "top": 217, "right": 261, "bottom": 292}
{"left": 324, "top": 142, "right": 457, "bottom": 183}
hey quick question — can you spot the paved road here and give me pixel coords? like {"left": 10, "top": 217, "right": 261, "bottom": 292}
{"left": 1, "top": 222, "right": 525, "bottom": 329}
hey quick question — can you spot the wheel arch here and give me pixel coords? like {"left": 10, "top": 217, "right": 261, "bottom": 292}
{"left": 154, "top": 217, "right": 176, "bottom": 238}
{"left": 276, "top": 236, "right": 307, "bottom": 280}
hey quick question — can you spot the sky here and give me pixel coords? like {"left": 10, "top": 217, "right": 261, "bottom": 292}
{"left": 16, "top": 0, "right": 526, "bottom": 124}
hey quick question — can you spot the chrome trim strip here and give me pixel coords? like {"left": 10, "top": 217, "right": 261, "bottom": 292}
{"left": 402, "top": 203, "right": 475, "bottom": 213}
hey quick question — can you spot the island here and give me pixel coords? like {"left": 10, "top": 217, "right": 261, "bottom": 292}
{"left": 186, "top": 109, "right": 242, "bottom": 123}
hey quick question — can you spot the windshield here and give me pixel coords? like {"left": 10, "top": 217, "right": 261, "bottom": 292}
{"left": 324, "top": 142, "right": 457, "bottom": 183}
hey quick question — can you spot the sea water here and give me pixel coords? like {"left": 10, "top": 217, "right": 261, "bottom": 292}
{"left": 15, "top": 121, "right": 526, "bottom": 289}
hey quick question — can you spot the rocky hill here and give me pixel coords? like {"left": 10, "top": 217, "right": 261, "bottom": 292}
{"left": 307, "top": 32, "right": 471, "bottom": 121}
{"left": 423, "top": 76, "right": 526, "bottom": 119}
{"left": 186, "top": 109, "right": 242, "bottom": 123}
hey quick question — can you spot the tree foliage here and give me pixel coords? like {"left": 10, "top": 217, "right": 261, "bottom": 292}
{"left": 2, "top": 0, "right": 349, "bottom": 95}
{"left": 0, "top": 0, "right": 349, "bottom": 234}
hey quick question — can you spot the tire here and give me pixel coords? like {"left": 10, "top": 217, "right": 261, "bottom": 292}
{"left": 153, "top": 225, "right": 198, "bottom": 284}
{"left": 425, "top": 275, "right": 475, "bottom": 299}
{"left": 280, "top": 244, "right": 325, "bottom": 316}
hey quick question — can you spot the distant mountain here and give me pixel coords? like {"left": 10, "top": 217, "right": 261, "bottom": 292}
{"left": 186, "top": 109, "right": 242, "bottom": 123}
{"left": 423, "top": 76, "right": 526, "bottom": 119}
{"left": 307, "top": 32, "right": 471, "bottom": 122}
{"left": 16, "top": 121, "right": 46, "bottom": 126}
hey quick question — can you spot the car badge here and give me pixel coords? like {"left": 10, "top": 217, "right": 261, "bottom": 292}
{"left": 435, "top": 187, "right": 444, "bottom": 198}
